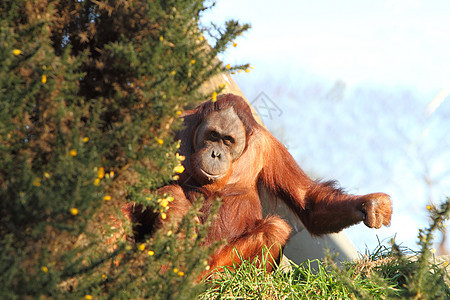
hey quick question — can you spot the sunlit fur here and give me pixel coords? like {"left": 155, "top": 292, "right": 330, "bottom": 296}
{"left": 124, "top": 93, "right": 392, "bottom": 274}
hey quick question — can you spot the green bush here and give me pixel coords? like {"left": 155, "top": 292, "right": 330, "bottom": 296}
{"left": 0, "top": 0, "right": 248, "bottom": 298}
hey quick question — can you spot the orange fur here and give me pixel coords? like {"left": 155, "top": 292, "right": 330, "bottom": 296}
{"left": 124, "top": 94, "right": 392, "bottom": 274}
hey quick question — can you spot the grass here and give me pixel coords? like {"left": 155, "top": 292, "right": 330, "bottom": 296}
{"left": 199, "top": 253, "right": 391, "bottom": 299}
{"left": 200, "top": 199, "right": 450, "bottom": 299}
{"left": 200, "top": 245, "right": 449, "bottom": 300}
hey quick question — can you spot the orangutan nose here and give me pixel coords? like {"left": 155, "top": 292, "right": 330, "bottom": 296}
{"left": 211, "top": 150, "right": 222, "bottom": 159}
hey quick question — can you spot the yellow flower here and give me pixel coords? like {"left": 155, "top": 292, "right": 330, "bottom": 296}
{"left": 97, "top": 167, "right": 105, "bottom": 179}
{"left": 173, "top": 165, "right": 185, "bottom": 174}
{"left": 233, "top": 42, "right": 237, "bottom": 47}
{"left": 170, "top": 70, "right": 176, "bottom": 76}
{"left": 172, "top": 175, "right": 179, "bottom": 181}
{"left": 173, "top": 268, "right": 179, "bottom": 273}
{"left": 41, "top": 266, "right": 48, "bottom": 273}
{"left": 167, "top": 196, "right": 174, "bottom": 202}
{"left": 109, "top": 171, "right": 114, "bottom": 178}
{"left": 426, "top": 205, "right": 432, "bottom": 210}
{"left": 205, "top": 265, "right": 210, "bottom": 271}
{"left": 161, "top": 212, "right": 167, "bottom": 220}
{"left": 245, "top": 69, "right": 251, "bottom": 73}
{"left": 176, "top": 110, "right": 182, "bottom": 116}
{"left": 148, "top": 250, "right": 155, "bottom": 256}
{"left": 159, "top": 199, "right": 169, "bottom": 208}
{"left": 70, "top": 208, "right": 79, "bottom": 216}
{"left": 190, "top": 59, "right": 196, "bottom": 64}
{"left": 159, "top": 36, "right": 164, "bottom": 41}
{"left": 94, "top": 178, "right": 101, "bottom": 186}
{"left": 219, "top": 83, "right": 226, "bottom": 89}
{"left": 103, "top": 195, "right": 111, "bottom": 201}
{"left": 12, "top": 49, "right": 22, "bottom": 56}
{"left": 82, "top": 136, "right": 89, "bottom": 143}
{"left": 102, "top": 274, "right": 107, "bottom": 279}
{"left": 211, "top": 91, "right": 217, "bottom": 102}
{"left": 156, "top": 138, "right": 164, "bottom": 145}
{"left": 41, "top": 74, "right": 47, "bottom": 84}
{"left": 43, "top": 172, "right": 51, "bottom": 179}
{"left": 138, "top": 243, "right": 146, "bottom": 251}
{"left": 85, "top": 295, "right": 93, "bottom": 300}
{"left": 33, "top": 178, "right": 41, "bottom": 187}
{"left": 176, "top": 153, "right": 185, "bottom": 161}
{"left": 199, "top": 36, "right": 204, "bottom": 41}
{"left": 225, "top": 64, "right": 231, "bottom": 69}
{"left": 69, "top": 149, "right": 77, "bottom": 157}
{"left": 177, "top": 271, "right": 184, "bottom": 277}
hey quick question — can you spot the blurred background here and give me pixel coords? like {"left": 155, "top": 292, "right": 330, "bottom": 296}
{"left": 202, "top": 0, "right": 450, "bottom": 254}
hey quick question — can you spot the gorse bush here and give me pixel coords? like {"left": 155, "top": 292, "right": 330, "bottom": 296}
{"left": 0, "top": 0, "right": 249, "bottom": 298}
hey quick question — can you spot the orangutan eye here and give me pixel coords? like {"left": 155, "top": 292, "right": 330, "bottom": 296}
{"left": 224, "top": 135, "right": 235, "bottom": 144}
{"left": 210, "top": 130, "right": 220, "bottom": 139}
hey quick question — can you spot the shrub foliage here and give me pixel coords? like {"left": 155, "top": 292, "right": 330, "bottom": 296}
{"left": 0, "top": 0, "right": 248, "bottom": 298}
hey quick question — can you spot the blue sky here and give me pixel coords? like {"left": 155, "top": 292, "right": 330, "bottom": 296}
{"left": 204, "top": 0, "right": 450, "bottom": 90}
{"left": 202, "top": 0, "right": 450, "bottom": 253}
